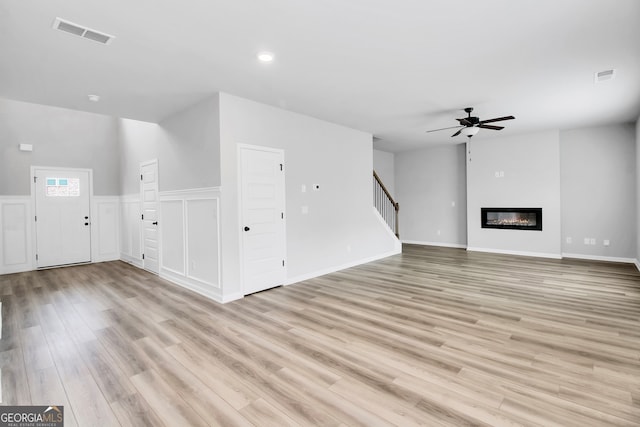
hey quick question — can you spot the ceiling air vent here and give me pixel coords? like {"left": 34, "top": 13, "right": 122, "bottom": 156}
{"left": 594, "top": 69, "right": 616, "bottom": 83}
{"left": 52, "top": 17, "right": 115, "bottom": 45}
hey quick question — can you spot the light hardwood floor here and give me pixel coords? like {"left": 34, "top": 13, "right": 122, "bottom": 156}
{"left": 1, "top": 244, "right": 639, "bottom": 426}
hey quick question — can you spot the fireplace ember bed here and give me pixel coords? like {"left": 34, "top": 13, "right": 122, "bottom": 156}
{"left": 481, "top": 208, "right": 542, "bottom": 231}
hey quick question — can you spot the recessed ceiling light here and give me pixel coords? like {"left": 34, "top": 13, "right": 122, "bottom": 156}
{"left": 87, "top": 94, "right": 100, "bottom": 102}
{"left": 257, "top": 52, "right": 274, "bottom": 62}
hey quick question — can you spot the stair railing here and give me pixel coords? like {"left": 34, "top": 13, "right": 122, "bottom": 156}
{"left": 373, "top": 170, "right": 399, "bottom": 238}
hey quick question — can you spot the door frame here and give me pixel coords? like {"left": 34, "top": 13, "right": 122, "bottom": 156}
{"left": 140, "top": 159, "right": 160, "bottom": 274}
{"left": 30, "top": 166, "right": 94, "bottom": 269}
{"left": 237, "top": 144, "right": 287, "bottom": 295}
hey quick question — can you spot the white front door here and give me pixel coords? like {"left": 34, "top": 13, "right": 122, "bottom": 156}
{"left": 240, "top": 146, "right": 287, "bottom": 295}
{"left": 141, "top": 160, "right": 159, "bottom": 274}
{"left": 34, "top": 168, "right": 91, "bottom": 268}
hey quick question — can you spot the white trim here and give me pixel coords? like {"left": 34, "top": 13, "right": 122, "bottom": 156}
{"left": 120, "top": 253, "right": 143, "bottom": 268}
{"left": 159, "top": 187, "right": 221, "bottom": 200}
{"left": 635, "top": 259, "right": 640, "bottom": 272}
{"left": 158, "top": 187, "right": 222, "bottom": 297}
{"left": 466, "top": 246, "right": 562, "bottom": 259}
{"left": 284, "top": 248, "right": 401, "bottom": 287}
{"left": 0, "top": 196, "right": 33, "bottom": 275}
{"left": 402, "top": 240, "right": 467, "bottom": 249}
{"left": 92, "top": 196, "right": 120, "bottom": 262}
{"left": 562, "top": 253, "right": 636, "bottom": 264}
{"left": 160, "top": 269, "right": 222, "bottom": 302}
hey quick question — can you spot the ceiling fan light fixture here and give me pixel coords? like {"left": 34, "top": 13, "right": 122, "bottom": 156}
{"left": 461, "top": 127, "right": 480, "bottom": 137}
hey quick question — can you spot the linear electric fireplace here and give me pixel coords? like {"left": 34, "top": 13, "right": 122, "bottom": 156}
{"left": 481, "top": 208, "right": 542, "bottom": 231}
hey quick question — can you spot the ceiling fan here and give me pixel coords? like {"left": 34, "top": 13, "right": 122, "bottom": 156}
{"left": 426, "top": 107, "right": 515, "bottom": 138}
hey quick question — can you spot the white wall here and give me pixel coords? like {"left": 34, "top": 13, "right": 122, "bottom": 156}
{"left": 466, "top": 130, "right": 562, "bottom": 258}
{"left": 395, "top": 144, "right": 467, "bottom": 247}
{"left": 560, "top": 124, "right": 636, "bottom": 261}
{"left": 118, "top": 95, "right": 221, "bottom": 279}
{"left": 636, "top": 116, "right": 640, "bottom": 268}
{"left": 219, "top": 93, "right": 399, "bottom": 299}
{"left": 373, "top": 149, "right": 395, "bottom": 198}
{"left": 118, "top": 95, "right": 221, "bottom": 195}
{"left": 0, "top": 98, "right": 120, "bottom": 195}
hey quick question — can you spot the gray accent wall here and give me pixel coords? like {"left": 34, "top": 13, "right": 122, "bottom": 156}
{"left": 560, "top": 124, "right": 636, "bottom": 259}
{"left": 0, "top": 98, "right": 120, "bottom": 195}
{"left": 395, "top": 144, "right": 467, "bottom": 246}
{"left": 466, "top": 130, "right": 562, "bottom": 257}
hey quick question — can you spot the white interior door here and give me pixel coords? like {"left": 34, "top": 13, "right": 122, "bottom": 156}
{"left": 240, "top": 146, "right": 287, "bottom": 295}
{"left": 141, "top": 160, "right": 159, "bottom": 274}
{"left": 34, "top": 168, "right": 91, "bottom": 268}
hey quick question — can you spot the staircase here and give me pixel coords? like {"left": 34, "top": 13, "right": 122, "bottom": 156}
{"left": 373, "top": 171, "right": 399, "bottom": 238}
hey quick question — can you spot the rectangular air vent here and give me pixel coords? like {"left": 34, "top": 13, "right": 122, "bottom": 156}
{"left": 52, "top": 17, "right": 115, "bottom": 45}
{"left": 595, "top": 69, "right": 616, "bottom": 83}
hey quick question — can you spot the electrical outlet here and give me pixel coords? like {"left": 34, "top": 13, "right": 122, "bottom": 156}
{"left": 301, "top": 184, "right": 306, "bottom": 193}
{"left": 301, "top": 205, "right": 309, "bottom": 214}
{"left": 590, "top": 238, "right": 596, "bottom": 245}
{"left": 566, "top": 237, "right": 572, "bottom": 244}
{"left": 583, "top": 238, "right": 590, "bottom": 245}
{"left": 603, "top": 239, "right": 610, "bottom": 247}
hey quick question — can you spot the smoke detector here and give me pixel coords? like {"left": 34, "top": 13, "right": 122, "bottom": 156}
{"left": 52, "top": 17, "right": 115, "bottom": 45}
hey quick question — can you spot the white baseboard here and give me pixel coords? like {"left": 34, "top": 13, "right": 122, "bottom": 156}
{"left": 562, "top": 253, "right": 636, "bottom": 264}
{"left": 467, "top": 246, "right": 562, "bottom": 259}
{"left": 120, "top": 254, "right": 143, "bottom": 269}
{"left": 160, "top": 268, "right": 223, "bottom": 303}
{"left": 402, "top": 240, "right": 467, "bottom": 249}
{"left": 284, "top": 248, "right": 402, "bottom": 286}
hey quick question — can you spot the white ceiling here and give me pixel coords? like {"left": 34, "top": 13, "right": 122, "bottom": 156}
{"left": 1, "top": 0, "right": 639, "bottom": 152}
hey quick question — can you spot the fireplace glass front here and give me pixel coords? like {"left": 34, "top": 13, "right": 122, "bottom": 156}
{"left": 481, "top": 208, "right": 542, "bottom": 231}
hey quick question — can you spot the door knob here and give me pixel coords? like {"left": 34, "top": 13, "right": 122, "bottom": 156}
{"left": 84, "top": 216, "right": 89, "bottom": 219}
{"left": 84, "top": 222, "right": 89, "bottom": 226}
{"left": 152, "top": 221, "right": 158, "bottom": 225}
{"left": 244, "top": 226, "right": 250, "bottom": 231}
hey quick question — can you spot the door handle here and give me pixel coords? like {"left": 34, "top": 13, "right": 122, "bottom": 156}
{"left": 152, "top": 221, "right": 158, "bottom": 225}
{"left": 84, "top": 222, "right": 89, "bottom": 226}
{"left": 84, "top": 216, "right": 89, "bottom": 219}
{"left": 244, "top": 226, "right": 250, "bottom": 231}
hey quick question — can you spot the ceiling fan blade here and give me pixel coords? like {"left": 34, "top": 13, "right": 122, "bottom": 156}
{"left": 479, "top": 115, "right": 515, "bottom": 124}
{"left": 451, "top": 128, "right": 463, "bottom": 137}
{"left": 456, "top": 118, "right": 473, "bottom": 126}
{"left": 425, "top": 125, "right": 463, "bottom": 133}
{"left": 478, "top": 124, "right": 504, "bottom": 130}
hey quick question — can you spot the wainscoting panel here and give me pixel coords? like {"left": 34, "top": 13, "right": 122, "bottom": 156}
{"left": 160, "top": 200, "right": 185, "bottom": 275}
{"left": 120, "top": 195, "right": 142, "bottom": 267}
{"left": 0, "top": 197, "right": 32, "bottom": 274}
{"left": 186, "top": 198, "right": 219, "bottom": 286}
{"left": 93, "top": 196, "right": 120, "bottom": 262}
{"left": 159, "top": 188, "right": 221, "bottom": 301}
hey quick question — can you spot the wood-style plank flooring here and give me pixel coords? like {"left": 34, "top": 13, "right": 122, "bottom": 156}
{"left": 1, "top": 244, "right": 639, "bottom": 426}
